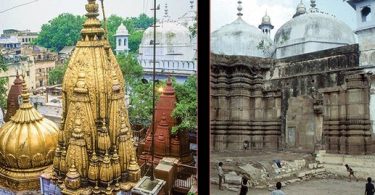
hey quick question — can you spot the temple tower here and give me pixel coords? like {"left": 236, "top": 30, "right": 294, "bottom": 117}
{"left": 52, "top": 0, "right": 140, "bottom": 193}
{"left": 114, "top": 23, "right": 129, "bottom": 55}
{"left": 258, "top": 11, "right": 274, "bottom": 36}
{"left": 346, "top": 0, "right": 375, "bottom": 66}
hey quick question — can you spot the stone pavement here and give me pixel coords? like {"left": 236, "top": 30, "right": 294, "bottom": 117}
{"left": 210, "top": 179, "right": 364, "bottom": 195}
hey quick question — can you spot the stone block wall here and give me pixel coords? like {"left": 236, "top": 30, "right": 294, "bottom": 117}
{"left": 321, "top": 73, "right": 373, "bottom": 155}
{"left": 211, "top": 44, "right": 375, "bottom": 154}
{"left": 211, "top": 55, "right": 281, "bottom": 151}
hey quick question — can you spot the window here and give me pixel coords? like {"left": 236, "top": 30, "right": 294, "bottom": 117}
{"left": 124, "top": 38, "right": 127, "bottom": 46}
{"left": 118, "top": 39, "right": 122, "bottom": 46}
{"left": 361, "top": 6, "right": 371, "bottom": 22}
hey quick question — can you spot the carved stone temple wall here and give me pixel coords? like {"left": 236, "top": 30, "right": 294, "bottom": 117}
{"left": 211, "top": 44, "right": 375, "bottom": 154}
{"left": 210, "top": 55, "right": 282, "bottom": 151}
{"left": 321, "top": 73, "right": 373, "bottom": 155}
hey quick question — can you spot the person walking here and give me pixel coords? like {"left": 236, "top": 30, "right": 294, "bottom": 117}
{"left": 366, "top": 177, "right": 375, "bottom": 195}
{"left": 218, "top": 162, "right": 224, "bottom": 190}
{"left": 271, "top": 182, "right": 285, "bottom": 195}
{"left": 239, "top": 176, "right": 249, "bottom": 195}
{"left": 345, "top": 164, "right": 358, "bottom": 182}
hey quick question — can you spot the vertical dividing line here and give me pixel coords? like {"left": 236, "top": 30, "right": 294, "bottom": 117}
{"left": 151, "top": 0, "right": 157, "bottom": 181}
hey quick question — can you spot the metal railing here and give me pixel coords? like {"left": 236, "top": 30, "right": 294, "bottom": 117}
{"left": 173, "top": 164, "right": 197, "bottom": 192}
{"left": 133, "top": 128, "right": 147, "bottom": 143}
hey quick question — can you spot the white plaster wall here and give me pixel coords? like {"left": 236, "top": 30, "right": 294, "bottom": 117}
{"left": 276, "top": 41, "right": 348, "bottom": 59}
{"left": 354, "top": 0, "right": 375, "bottom": 31}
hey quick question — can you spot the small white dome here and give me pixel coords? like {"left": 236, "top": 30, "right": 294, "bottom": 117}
{"left": 141, "top": 21, "right": 191, "bottom": 46}
{"left": 211, "top": 17, "right": 274, "bottom": 57}
{"left": 115, "top": 23, "right": 129, "bottom": 36}
{"left": 262, "top": 14, "right": 271, "bottom": 25}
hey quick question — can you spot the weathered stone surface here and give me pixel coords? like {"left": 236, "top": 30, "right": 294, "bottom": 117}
{"left": 224, "top": 171, "right": 242, "bottom": 185}
{"left": 211, "top": 43, "right": 373, "bottom": 154}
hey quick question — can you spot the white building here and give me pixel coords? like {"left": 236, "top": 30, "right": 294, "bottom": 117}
{"left": 0, "top": 36, "right": 21, "bottom": 49}
{"left": 138, "top": 2, "right": 196, "bottom": 83}
{"left": 114, "top": 23, "right": 129, "bottom": 55}
{"left": 211, "top": 0, "right": 357, "bottom": 59}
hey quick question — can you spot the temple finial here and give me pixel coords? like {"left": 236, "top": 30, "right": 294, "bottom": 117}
{"left": 237, "top": 0, "right": 243, "bottom": 17}
{"left": 164, "top": 3, "right": 168, "bottom": 18}
{"left": 190, "top": 0, "right": 194, "bottom": 10}
{"left": 310, "top": 0, "right": 318, "bottom": 12}
{"left": 20, "top": 76, "right": 30, "bottom": 104}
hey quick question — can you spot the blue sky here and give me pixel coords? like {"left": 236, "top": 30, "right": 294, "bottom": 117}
{"left": 0, "top": 0, "right": 195, "bottom": 34}
{"left": 211, "top": 0, "right": 357, "bottom": 38}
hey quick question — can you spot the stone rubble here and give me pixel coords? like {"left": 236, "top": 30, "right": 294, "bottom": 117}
{"left": 211, "top": 157, "right": 337, "bottom": 190}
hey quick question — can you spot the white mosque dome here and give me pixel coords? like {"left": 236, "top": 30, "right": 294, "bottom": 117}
{"left": 274, "top": 12, "right": 355, "bottom": 58}
{"left": 141, "top": 21, "right": 191, "bottom": 46}
{"left": 115, "top": 23, "right": 129, "bottom": 36}
{"left": 211, "top": 17, "right": 274, "bottom": 57}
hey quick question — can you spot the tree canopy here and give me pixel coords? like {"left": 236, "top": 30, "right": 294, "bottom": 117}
{"left": 35, "top": 13, "right": 152, "bottom": 53}
{"left": 48, "top": 62, "right": 68, "bottom": 85}
{"left": 116, "top": 53, "right": 161, "bottom": 129}
{"left": 35, "top": 13, "right": 85, "bottom": 52}
{"left": 0, "top": 54, "right": 8, "bottom": 109}
{"left": 172, "top": 75, "right": 197, "bottom": 134}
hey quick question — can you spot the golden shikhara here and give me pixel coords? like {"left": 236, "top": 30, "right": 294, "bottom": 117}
{"left": 0, "top": 78, "right": 59, "bottom": 191}
{"left": 52, "top": 0, "right": 140, "bottom": 193}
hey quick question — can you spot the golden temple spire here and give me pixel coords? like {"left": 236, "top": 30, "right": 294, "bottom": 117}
{"left": 88, "top": 151, "right": 99, "bottom": 184}
{"left": 54, "top": 0, "right": 141, "bottom": 191}
{"left": 99, "top": 150, "right": 114, "bottom": 186}
{"left": 81, "top": 0, "right": 105, "bottom": 41}
{"left": 64, "top": 161, "right": 81, "bottom": 190}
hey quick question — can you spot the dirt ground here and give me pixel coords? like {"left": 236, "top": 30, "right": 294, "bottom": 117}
{"left": 210, "top": 178, "right": 365, "bottom": 195}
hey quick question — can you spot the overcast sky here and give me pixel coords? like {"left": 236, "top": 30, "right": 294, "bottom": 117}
{"left": 0, "top": 0, "right": 196, "bottom": 34}
{"left": 211, "top": 0, "right": 358, "bottom": 39}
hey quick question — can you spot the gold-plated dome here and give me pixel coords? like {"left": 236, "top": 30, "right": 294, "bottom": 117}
{"left": 0, "top": 78, "right": 59, "bottom": 190}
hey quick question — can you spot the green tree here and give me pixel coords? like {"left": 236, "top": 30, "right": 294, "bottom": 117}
{"left": 116, "top": 53, "right": 143, "bottom": 89}
{"left": 116, "top": 53, "right": 150, "bottom": 129}
{"left": 0, "top": 54, "right": 8, "bottom": 109}
{"left": 35, "top": 13, "right": 85, "bottom": 52}
{"left": 48, "top": 62, "right": 68, "bottom": 85}
{"left": 172, "top": 75, "right": 197, "bottom": 134}
{"left": 133, "top": 13, "right": 153, "bottom": 29}
{"left": 128, "top": 30, "right": 144, "bottom": 53}
{"left": 189, "top": 17, "right": 197, "bottom": 37}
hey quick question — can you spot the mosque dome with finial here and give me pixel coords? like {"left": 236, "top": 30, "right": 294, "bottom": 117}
{"left": 274, "top": 0, "right": 356, "bottom": 58}
{"left": 211, "top": 0, "right": 274, "bottom": 57}
{"left": 141, "top": 4, "right": 192, "bottom": 47}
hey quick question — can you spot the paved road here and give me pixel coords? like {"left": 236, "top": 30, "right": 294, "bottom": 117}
{"left": 210, "top": 178, "right": 365, "bottom": 195}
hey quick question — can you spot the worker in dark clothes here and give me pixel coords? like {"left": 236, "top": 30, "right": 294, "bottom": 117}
{"left": 345, "top": 164, "right": 358, "bottom": 182}
{"left": 366, "top": 177, "right": 375, "bottom": 195}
